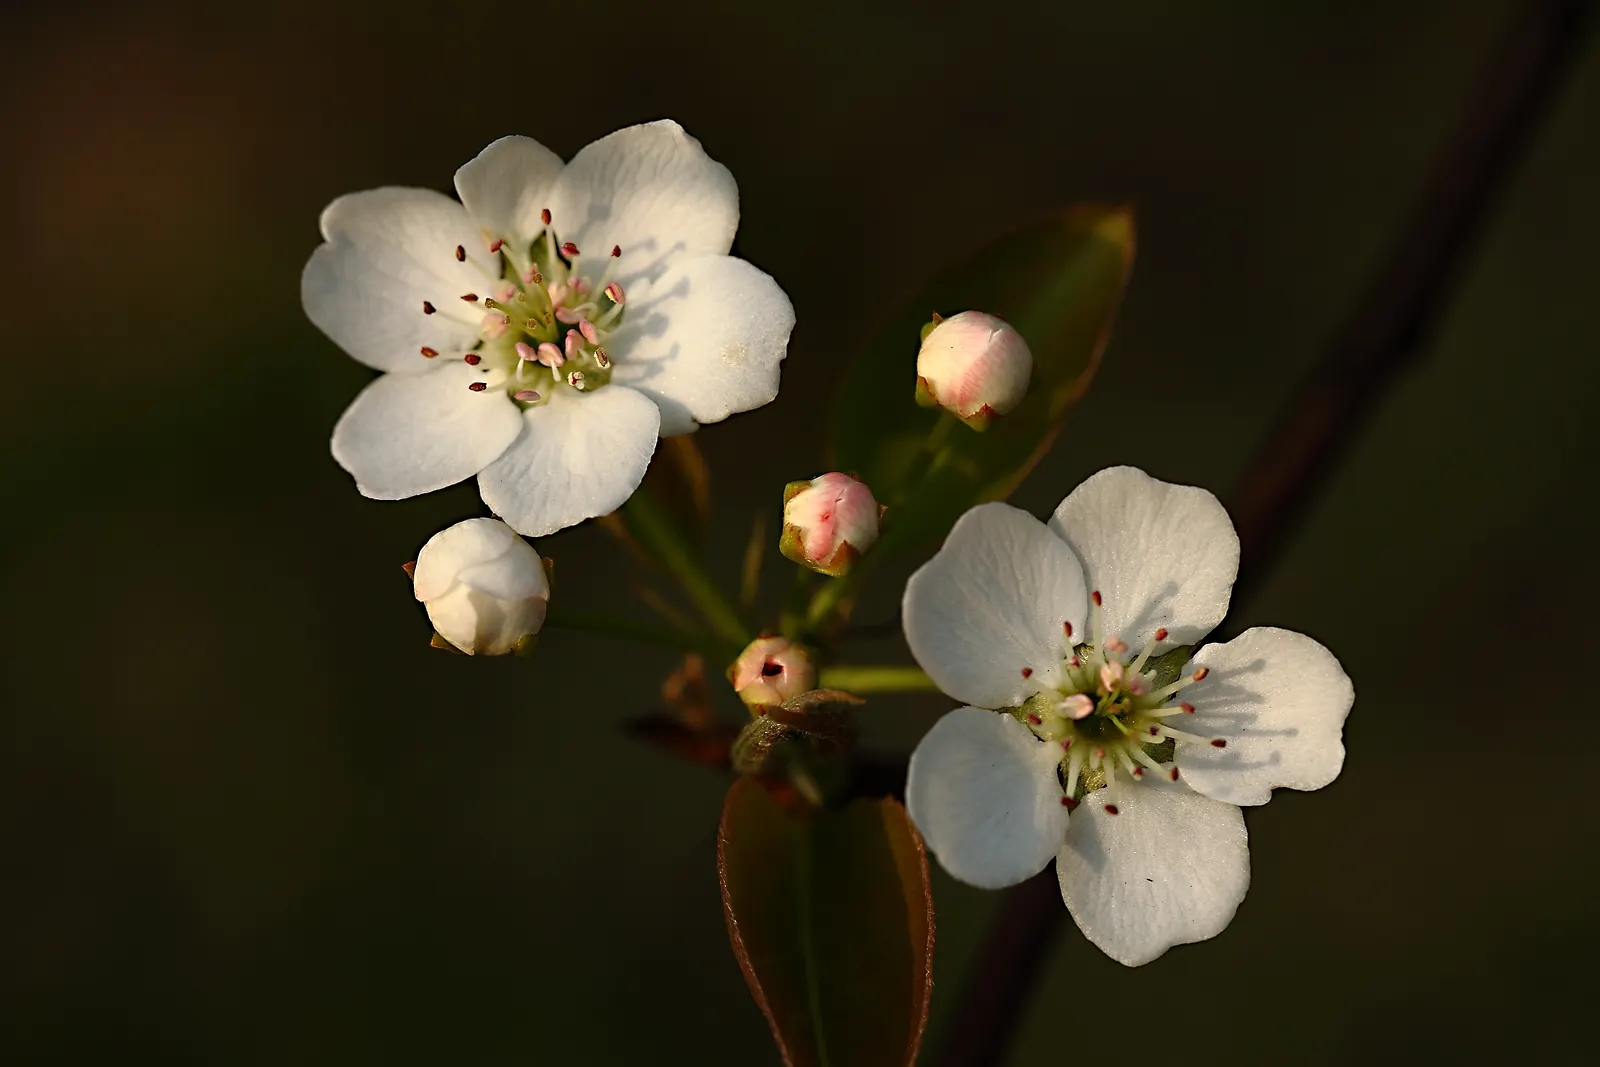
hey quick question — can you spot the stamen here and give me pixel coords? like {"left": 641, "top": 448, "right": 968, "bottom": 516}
{"left": 1063, "top": 746, "right": 1084, "bottom": 797}
{"left": 1104, "top": 636, "right": 1128, "bottom": 655}
{"left": 579, "top": 319, "right": 600, "bottom": 345}
{"left": 594, "top": 349, "right": 611, "bottom": 369}
{"left": 460, "top": 293, "right": 479, "bottom": 303}
{"left": 561, "top": 242, "right": 579, "bottom": 257}
{"left": 455, "top": 245, "right": 466, "bottom": 262}
{"left": 489, "top": 239, "right": 504, "bottom": 253}
{"left": 1104, "top": 804, "right": 1120, "bottom": 816}
{"left": 422, "top": 301, "right": 436, "bottom": 315}
{"left": 1150, "top": 669, "right": 1208, "bottom": 701}
{"left": 564, "top": 331, "right": 582, "bottom": 360}
{"left": 1021, "top": 667, "right": 1033, "bottom": 679}
{"left": 481, "top": 313, "right": 509, "bottom": 340}
{"left": 540, "top": 208, "right": 552, "bottom": 226}
{"left": 1099, "top": 660, "right": 1124, "bottom": 691}
{"left": 1128, "top": 627, "right": 1166, "bottom": 676}
{"left": 1058, "top": 694, "right": 1094, "bottom": 720}
{"left": 1169, "top": 766, "right": 1181, "bottom": 781}
{"left": 468, "top": 382, "right": 487, "bottom": 392}
{"left": 604, "top": 282, "right": 625, "bottom": 305}
{"left": 611, "top": 244, "right": 621, "bottom": 258}
{"left": 522, "top": 267, "right": 542, "bottom": 286}
{"left": 567, "top": 370, "right": 587, "bottom": 389}
{"left": 515, "top": 341, "right": 538, "bottom": 363}
{"left": 514, "top": 389, "right": 541, "bottom": 402}
{"left": 537, "top": 342, "right": 565, "bottom": 368}
{"left": 463, "top": 353, "right": 481, "bottom": 365}
{"left": 420, "top": 347, "right": 438, "bottom": 358}
{"left": 1060, "top": 796, "right": 1076, "bottom": 809}
{"left": 1192, "top": 666, "right": 1210, "bottom": 681}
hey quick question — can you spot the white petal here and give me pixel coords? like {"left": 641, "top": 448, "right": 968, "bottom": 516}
{"left": 477, "top": 385, "right": 661, "bottom": 537}
{"left": 413, "top": 517, "right": 545, "bottom": 602}
{"left": 609, "top": 256, "right": 794, "bottom": 435}
{"left": 1048, "top": 466, "right": 1238, "bottom": 650}
{"left": 906, "top": 707, "right": 1069, "bottom": 889}
{"left": 331, "top": 363, "right": 524, "bottom": 500}
{"left": 545, "top": 120, "right": 738, "bottom": 288}
{"left": 902, "top": 503, "right": 1088, "bottom": 709}
{"left": 1057, "top": 777, "right": 1249, "bottom": 966}
{"left": 454, "top": 135, "right": 565, "bottom": 248}
{"left": 302, "top": 188, "right": 488, "bottom": 372}
{"left": 1176, "top": 627, "right": 1353, "bottom": 806}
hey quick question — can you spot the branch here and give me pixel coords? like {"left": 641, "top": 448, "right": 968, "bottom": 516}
{"left": 935, "top": 3, "right": 1595, "bottom": 1064}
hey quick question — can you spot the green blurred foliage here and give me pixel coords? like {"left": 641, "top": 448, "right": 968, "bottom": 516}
{"left": 2, "top": 0, "right": 1597, "bottom": 1064}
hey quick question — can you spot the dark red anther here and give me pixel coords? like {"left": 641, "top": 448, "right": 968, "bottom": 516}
{"left": 1091, "top": 590, "right": 1103, "bottom": 606}
{"left": 610, "top": 244, "right": 621, "bottom": 257}
{"left": 488, "top": 239, "right": 504, "bottom": 253}
{"left": 460, "top": 293, "right": 479, "bottom": 303}
{"left": 540, "top": 208, "right": 552, "bottom": 225}
{"left": 1149, "top": 726, "right": 1160, "bottom": 736}
{"left": 1154, "top": 627, "right": 1168, "bottom": 641}
{"left": 1027, "top": 714, "right": 1042, "bottom": 725}
{"left": 560, "top": 241, "right": 579, "bottom": 257}
{"left": 1192, "top": 666, "right": 1210, "bottom": 681}
{"left": 422, "top": 301, "right": 436, "bottom": 315}
{"left": 419, "top": 346, "right": 438, "bottom": 358}
{"left": 1104, "top": 804, "right": 1120, "bottom": 816}
{"left": 463, "top": 353, "right": 481, "bottom": 365}
{"left": 1063, "top": 621, "right": 1073, "bottom": 638}
{"left": 1169, "top": 767, "right": 1180, "bottom": 781}
{"left": 467, "top": 382, "right": 487, "bottom": 392}
{"left": 454, "top": 245, "right": 466, "bottom": 262}
{"left": 1180, "top": 702, "right": 1195, "bottom": 713}
{"left": 1210, "top": 738, "right": 1227, "bottom": 748}
{"left": 1020, "top": 667, "right": 1033, "bottom": 679}
{"left": 1060, "top": 796, "right": 1077, "bottom": 810}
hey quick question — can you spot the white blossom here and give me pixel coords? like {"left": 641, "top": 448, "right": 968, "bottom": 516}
{"left": 915, "top": 310, "right": 1032, "bottom": 427}
{"left": 303, "top": 121, "right": 795, "bottom": 536}
{"left": 902, "top": 466, "right": 1353, "bottom": 965}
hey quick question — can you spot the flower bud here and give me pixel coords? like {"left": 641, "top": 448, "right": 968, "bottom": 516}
{"left": 412, "top": 518, "right": 549, "bottom": 655}
{"left": 728, "top": 636, "right": 817, "bottom": 707}
{"left": 914, "top": 310, "right": 1033, "bottom": 429}
{"left": 779, "top": 472, "right": 884, "bottom": 577}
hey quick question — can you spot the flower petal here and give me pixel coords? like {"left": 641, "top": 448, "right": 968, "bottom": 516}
{"left": 1057, "top": 776, "right": 1249, "bottom": 966}
{"left": 903, "top": 503, "right": 1088, "bottom": 709}
{"left": 454, "top": 135, "right": 565, "bottom": 249}
{"left": 1176, "top": 627, "right": 1353, "bottom": 806}
{"left": 413, "top": 517, "right": 546, "bottom": 603}
{"left": 1048, "top": 466, "right": 1238, "bottom": 651}
{"left": 331, "top": 362, "right": 523, "bottom": 500}
{"left": 303, "top": 188, "right": 488, "bottom": 373}
{"left": 906, "top": 707, "right": 1069, "bottom": 889}
{"left": 545, "top": 120, "right": 738, "bottom": 288}
{"left": 477, "top": 385, "right": 661, "bottom": 537}
{"left": 609, "top": 255, "right": 794, "bottom": 435}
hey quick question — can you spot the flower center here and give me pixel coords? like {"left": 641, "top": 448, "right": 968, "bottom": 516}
{"left": 1017, "top": 590, "right": 1224, "bottom": 814}
{"left": 420, "top": 209, "right": 626, "bottom": 405}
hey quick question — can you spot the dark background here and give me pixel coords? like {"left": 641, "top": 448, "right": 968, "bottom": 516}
{"left": 4, "top": 0, "right": 1596, "bottom": 1062}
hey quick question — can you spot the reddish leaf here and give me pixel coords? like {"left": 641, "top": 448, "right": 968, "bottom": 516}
{"left": 718, "top": 779, "right": 934, "bottom": 1067}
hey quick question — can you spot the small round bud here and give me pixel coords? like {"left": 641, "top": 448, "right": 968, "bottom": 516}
{"left": 412, "top": 518, "right": 549, "bottom": 655}
{"left": 728, "top": 636, "right": 817, "bottom": 707}
{"left": 914, "top": 310, "right": 1033, "bottom": 429}
{"left": 779, "top": 472, "right": 884, "bottom": 577}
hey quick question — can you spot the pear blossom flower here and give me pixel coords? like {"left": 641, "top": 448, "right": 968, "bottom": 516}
{"left": 728, "top": 636, "right": 816, "bottom": 707}
{"left": 779, "top": 472, "right": 884, "bottom": 576}
{"left": 902, "top": 466, "right": 1353, "bottom": 966}
{"left": 413, "top": 517, "right": 549, "bottom": 655}
{"left": 915, "top": 310, "right": 1032, "bottom": 428}
{"left": 303, "top": 121, "right": 796, "bottom": 537}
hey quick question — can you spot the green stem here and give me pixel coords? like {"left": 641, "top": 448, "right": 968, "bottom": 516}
{"left": 818, "top": 665, "right": 940, "bottom": 694}
{"left": 544, "top": 608, "right": 737, "bottom": 660}
{"left": 621, "top": 489, "right": 750, "bottom": 650}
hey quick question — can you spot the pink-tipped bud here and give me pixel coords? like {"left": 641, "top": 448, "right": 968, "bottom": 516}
{"left": 413, "top": 518, "right": 548, "bottom": 656}
{"left": 914, "top": 311, "right": 1032, "bottom": 429}
{"left": 728, "top": 636, "right": 817, "bottom": 708}
{"left": 779, "top": 472, "right": 884, "bottom": 577}
{"left": 537, "top": 342, "right": 565, "bottom": 368}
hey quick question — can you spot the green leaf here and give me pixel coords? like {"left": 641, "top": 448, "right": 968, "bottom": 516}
{"left": 830, "top": 205, "right": 1135, "bottom": 557}
{"left": 718, "top": 779, "right": 934, "bottom": 1067}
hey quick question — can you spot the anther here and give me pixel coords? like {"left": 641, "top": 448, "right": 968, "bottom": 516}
{"left": 513, "top": 389, "right": 541, "bottom": 402}
{"left": 561, "top": 241, "right": 579, "bottom": 257}
{"left": 1060, "top": 694, "right": 1094, "bottom": 720}
{"left": 605, "top": 282, "right": 625, "bottom": 305}
{"left": 515, "top": 341, "right": 538, "bottom": 362}
{"left": 455, "top": 245, "right": 466, "bottom": 262}
{"left": 1180, "top": 702, "right": 1194, "bottom": 714}
{"left": 567, "top": 370, "right": 587, "bottom": 389}
{"left": 1169, "top": 767, "right": 1180, "bottom": 781}
{"left": 537, "top": 342, "right": 565, "bottom": 368}
{"left": 489, "top": 239, "right": 504, "bottom": 253}
{"left": 579, "top": 320, "right": 600, "bottom": 345}
{"left": 468, "top": 382, "right": 487, "bottom": 392}
{"left": 610, "top": 244, "right": 621, "bottom": 257}
{"left": 1148, "top": 725, "right": 1160, "bottom": 736}
{"left": 1091, "top": 590, "right": 1103, "bottom": 606}
{"left": 463, "top": 353, "right": 481, "bottom": 365}
{"left": 460, "top": 293, "right": 479, "bottom": 303}
{"left": 1154, "top": 628, "right": 1168, "bottom": 641}
{"left": 1105, "top": 636, "right": 1128, "bottom": 655}
{"left": 1063, "top": 621, "right": 1073, "bottom": 638}
{"left": 1210, "top": 738, "right": 1227, "bottom": 748}
{"left": 1027, "top": 714, "right": 1042, "bottom": 725}
{"left": 1060, "top": 796, "right": 1077, "bottom": 810}
{"left": 419, "top": 346, "right": 438, "bottom": 358}
{"left": 1192, "top": 666, "right": 1210, "bottom": 681}
{"left": 594, "top": 349, "right": 611, "bottom": 369}
{"left": 1021, "top": 667, "right": 1033, "bottom": 679}
{"left": 422, "top": 301, "right": 436, "bottom": 315}
{"left": 540, "top": 208, "right": 552, "bottom": 225}
{"left": 1104, "top": 804, "right": 1120, "bottom": 816}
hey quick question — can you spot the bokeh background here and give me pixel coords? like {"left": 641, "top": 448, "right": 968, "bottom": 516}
{"left": 4, "top": 0, "right": 1597, "bottom": 1062}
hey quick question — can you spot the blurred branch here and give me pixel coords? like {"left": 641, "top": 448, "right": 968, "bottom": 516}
{"left": 936, "top": 3, "right": 1595, "bottom": 1064}
{"left": 545, "top": 608, "right": 738, "bottom": 661}
{"left": 817, "top": 665, "right": 939, "bottom": 693}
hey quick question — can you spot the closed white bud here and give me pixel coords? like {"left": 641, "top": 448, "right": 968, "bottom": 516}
{"left": 915, "top": 310, "right": 1033, "bottom": 429}
{"left": 779, "top": 472, "right": 885, "bottom": 577}
{"left": 728, "top": 636, "right": 817, "bottom": 707}
{"left": 412, "top": 518, "right": 549, "bottom": 655}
